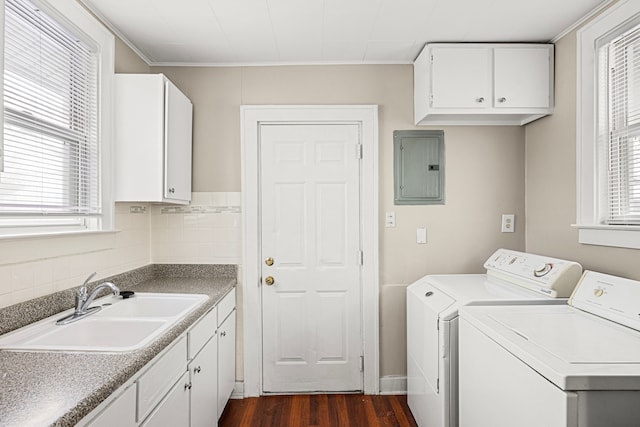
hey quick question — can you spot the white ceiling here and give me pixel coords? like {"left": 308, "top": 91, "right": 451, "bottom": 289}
{"left": 81, "top": 0, "right": 610, "bottom": 66}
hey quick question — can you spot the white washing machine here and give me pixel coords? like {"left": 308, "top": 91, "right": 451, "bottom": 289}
{"left": 458, "top": 270, "right": 640, "bottom": 427}
{"left": 406, "top": 248, "right": 583, "bottom": 427}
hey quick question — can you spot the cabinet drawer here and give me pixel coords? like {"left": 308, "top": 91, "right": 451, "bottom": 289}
{"left": 137, "top": 335, "right": 187, "bottom": 421}
{"left": 217, "top": 289, "right": 236, "bottom": 326}
{"left": 188, "top": 306, "right": 217, "bottom": 359}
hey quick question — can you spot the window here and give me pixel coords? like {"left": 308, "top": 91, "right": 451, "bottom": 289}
{"left": 577, "top": 0, "right": 640, "bottom": 249}
{"left": 600, "top": 23, "right": 640, "bottom": 225}
{"left": 0, "top": 0, "right": 114, "bottom": 236}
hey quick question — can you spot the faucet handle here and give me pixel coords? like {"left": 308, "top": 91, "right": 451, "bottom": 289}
{"left": 83, "top": 272, "right": 97, "bottom": 287}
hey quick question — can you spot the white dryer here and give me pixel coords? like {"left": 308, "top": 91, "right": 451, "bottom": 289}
{"left": 406, "top": 248, "right": 583, "bottom": 427}
{"left": 458, "top": 270, "right": 640, "bottom": 427}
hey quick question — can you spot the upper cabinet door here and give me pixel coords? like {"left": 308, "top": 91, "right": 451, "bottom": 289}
{"left": 115, "top": 74, "right": 193, "bottom": 205}
{"left": 164, "top": 80, "right": 193, "bottom": 202}
{"left": 494, "top": 47, "right": 551, "bottom": 109}
{"left": 431, "top": 47, "right": 491, "bottom": 109}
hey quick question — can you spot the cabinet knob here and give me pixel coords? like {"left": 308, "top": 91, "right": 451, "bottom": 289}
{"left": 498, "top": 97, "right": 507, "bottom": 103}
{"left": 168, "top": 187, "right": 175, "bottom": 194}
{"left": 220, "top": 331, "right": 226, "bottom": 337}
{"left": 194, "top": 366, "right": 201, "bottom": 374}
{"left": 476, "top": 97, "right": 485, "bottom": 103}
{"left": 184, "top": 382, "right": 192, "bottom": 390}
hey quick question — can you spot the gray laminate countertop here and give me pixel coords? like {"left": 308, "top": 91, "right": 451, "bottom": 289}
{"left": 0, "top": 266, "right": 236, "bottom": 427}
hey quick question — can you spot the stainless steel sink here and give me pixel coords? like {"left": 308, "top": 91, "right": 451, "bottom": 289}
{"left": 0, "top": 293, "right": 208, "bottom": 352}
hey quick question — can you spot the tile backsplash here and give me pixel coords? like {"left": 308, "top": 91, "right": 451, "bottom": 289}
{"left": 151, "top": 192, "right": 242, "bottom": 264}
{"left": 0, "top": 192, "right": 242, "bottom": 309}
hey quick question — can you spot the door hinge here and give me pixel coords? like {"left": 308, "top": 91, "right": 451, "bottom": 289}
{"left": 437, "top": 319, "right": 439, "bottom": 330}
{"left": 430, "top": 54, "right": 434, "bottom": 64}
{"left": 430, "top": 94, "right": 434, "bottom": 107}
{"left": 360, "top": 355, "right": 364, "bottom": 372}
{"left": 358, "top": 250, "right": 364, "bottom": 266}
{"left": 437, "top": 378, "right": 439, "bottom": 393}
{"left": 356, "top": 144, "right": 363, "bottom": 159}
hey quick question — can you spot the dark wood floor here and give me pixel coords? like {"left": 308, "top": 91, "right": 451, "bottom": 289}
{"left": 219, "top": 394, "right": 417, "bottom": 427}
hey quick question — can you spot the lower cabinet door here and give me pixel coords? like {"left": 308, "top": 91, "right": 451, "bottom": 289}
{"left": 218, "top": 311, "right": 236, "bottom": 418}
{"left": 141, "top": 371, "right": 190, "bottom": 427}
{"left": 87, "top": 384, "right": 137, "bottom": 427}
{"left": 190, "top": 335, "right": 218, "bottom": 427}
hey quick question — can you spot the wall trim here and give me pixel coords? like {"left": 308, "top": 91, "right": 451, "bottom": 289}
{"left": 230, "top": 381, "right": 244, "bottom": 399}
{"left": 551, "top": 0, "right": 617, "bottom": 42}
{"left": 240, "top": 105, "right": 380, "bottom": 396}
{"left": 379, "top": 376, "right": 408, "bottom": 395}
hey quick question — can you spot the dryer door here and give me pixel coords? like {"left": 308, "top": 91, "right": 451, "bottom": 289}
{"left": 407, "top": 282, "right": 455, "bottom": 394}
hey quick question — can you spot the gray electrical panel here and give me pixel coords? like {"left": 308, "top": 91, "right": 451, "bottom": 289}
{"left": 393, "top": 130, "right": 444, "bottom": 205}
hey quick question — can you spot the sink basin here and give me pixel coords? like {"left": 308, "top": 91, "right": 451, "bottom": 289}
{"left": 0, "top": 293, "right": 208, "bottom": 352}
{"left": 94, "top": 293, "right": 207, "bottom": 319}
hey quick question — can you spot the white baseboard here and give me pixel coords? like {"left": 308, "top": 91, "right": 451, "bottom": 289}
{"left": 229, "top": 378, "right": 406, "bottom": 398}
{"left": 231, "top": 381, "right": 244, "bottom": 399}
{"left": 379, "top": 376, "right": 407, "bottom": 395}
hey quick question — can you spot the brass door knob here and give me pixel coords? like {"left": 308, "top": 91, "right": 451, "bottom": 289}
{"left": 265, "top": 276, "right": 275, "bottom": 286}
{"left": 265, "top": 257, "right": 274, "bottom": 266}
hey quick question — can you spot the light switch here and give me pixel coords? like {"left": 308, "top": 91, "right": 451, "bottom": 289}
{"left": 385, "top": 212, "right": 396, "bottom": 227}
{"left": 417, "top": 227, "right": 427, "bottom": 244}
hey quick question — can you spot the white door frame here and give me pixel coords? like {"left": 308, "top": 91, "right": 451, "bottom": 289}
{"left": 240, "top": 105, "right": 379, "bottom": 396}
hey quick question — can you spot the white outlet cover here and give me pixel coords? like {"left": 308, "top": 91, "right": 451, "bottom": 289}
{"left": 385, "top": 211, "right": 396, "bottom": 227}
{"left": 501, "top": 214, "right": 515, "bottom": 233}
{"left": 417, "top": 227, "right": 427, "bottom": 244}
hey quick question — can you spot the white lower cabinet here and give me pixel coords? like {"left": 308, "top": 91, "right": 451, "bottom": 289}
{"left": 83, "top": 289, "right": 236, "bottom": 427}
{"left": 141, "top": 372, "right": 190, "bottom": 427}
{"left": 217, "top": 311, "right": 236, "bottom": 419}
{"left": 189, "top": 334, "right": 218, "bottom": 427}
{"left": 138, "top": 336, "right": 188, "bottom": 421}
{"left": 86, "top": 384, "right": 137, "bottom": 427}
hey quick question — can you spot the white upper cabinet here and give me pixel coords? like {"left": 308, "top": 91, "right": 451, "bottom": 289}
{"left": 493, "top": 47, "right": 551, "bottom": 109}
{"left": 430, "top": 46, "right": 492, "bottom": 109}
{"left": 115, "top": 74, "right": 193, "bottom": 204}
{"left": 414, "top": 43, "right": 554, "bottom": 126}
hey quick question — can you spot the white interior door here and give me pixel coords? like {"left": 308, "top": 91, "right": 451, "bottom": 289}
{"left": 260, "top": 123, "right": 363, "bottom": 393}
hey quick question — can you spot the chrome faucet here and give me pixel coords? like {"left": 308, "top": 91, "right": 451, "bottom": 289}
{"left": 56, "top": 272, "right": 121, "bottom": 325}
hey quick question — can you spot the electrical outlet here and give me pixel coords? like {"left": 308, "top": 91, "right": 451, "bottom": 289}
{"left": 501, "top": 214, "right": 515, "bottom": 233}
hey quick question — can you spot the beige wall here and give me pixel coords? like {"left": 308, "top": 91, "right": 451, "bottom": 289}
{"left": 153, "top": 64, "right": 527, "bottom": 377}
{"left": 525, "top": 3, "right": 640, "bottom": 281}
{"left": 114, "top": 38, "right": 150, "bottom": 74}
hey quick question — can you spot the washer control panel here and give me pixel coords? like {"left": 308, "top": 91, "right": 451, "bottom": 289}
{"left": 570, "top": 270, "right": 640, "bottom": 331}
{"left": 484, "top": 249, "right": 583, "bottom": 298}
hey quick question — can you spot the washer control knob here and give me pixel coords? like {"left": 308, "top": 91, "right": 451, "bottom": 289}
{"left": 533, "top": 263, "right": 553, "bottom": 277}
{"left": 594, "top": 288, "right": 604, "bottom": 297}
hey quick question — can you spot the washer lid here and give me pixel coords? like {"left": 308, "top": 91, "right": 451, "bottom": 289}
{"left": 460, "top": 304, "right": 640, "bottom": 390}
{"left": 492, "top": 310, "right": 640, "bottom": 363}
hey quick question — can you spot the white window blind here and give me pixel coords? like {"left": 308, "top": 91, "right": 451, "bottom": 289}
{"left": 600, "top": 22, "right": 640, "bottom": 224}
{"left": 1, "top": 0, "right": 100, "bottom": 221}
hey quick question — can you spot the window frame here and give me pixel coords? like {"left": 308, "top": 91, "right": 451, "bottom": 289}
{"left": 576, "top": 0, "right": 640, "bottom": 249}
{"left": 0, "top": 0, "right": 115, "bottom": 237}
